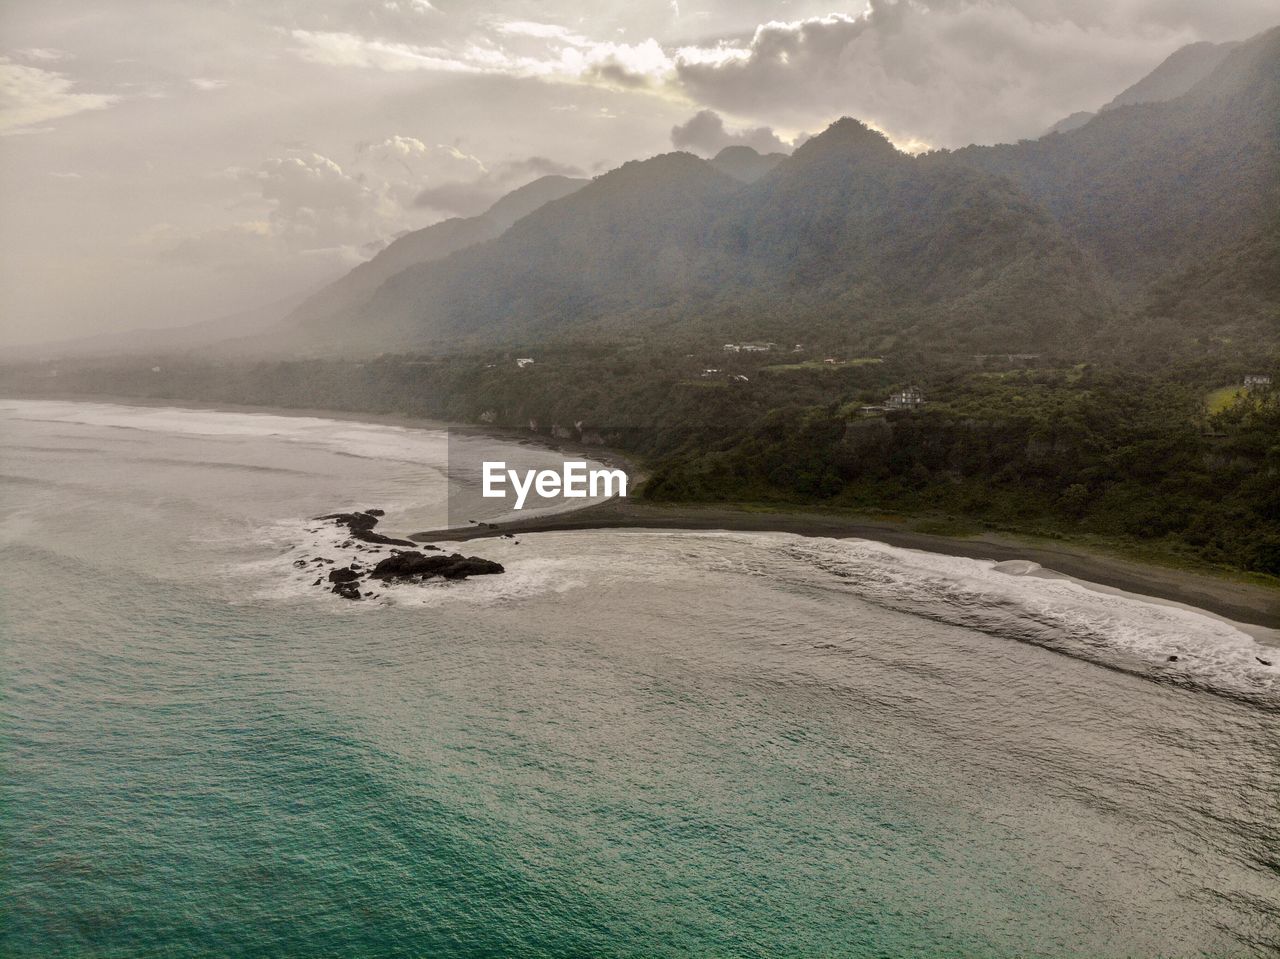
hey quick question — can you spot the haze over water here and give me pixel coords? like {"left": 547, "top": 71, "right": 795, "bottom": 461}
{"left": 2, "top": 400, "right": 1278, "bottom": 957}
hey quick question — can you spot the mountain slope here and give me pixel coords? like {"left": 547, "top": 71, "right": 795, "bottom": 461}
{"left": 1101, "top": 39, "right": 1241, "bottom": 111}
{"left": 282, "top": 174, "right": 587, "bottom": 333}
{"left": 291, "top": 126, "right": 1110, "bottom": 354}
{"left": 709, "top": 145, "right": 788, "bottom": 183}
{"left": 324, "top": 153, "right": 741, "bottom": 350}
{"left": 263, "top": 27, "right": 1278, "bottom": 358}
{"left": 1042, "top": 38, "right": 1242, "bottom": 136}
{"left": 966, "top": 27, "right": 1280, "bottom": 283}
{"left": 701, "top": 119, "right": 1112, "bottom": 347}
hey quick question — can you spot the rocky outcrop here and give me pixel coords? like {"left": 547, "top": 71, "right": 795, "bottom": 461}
{"left": 316, "top": 510, "right": 416, "bottom": 547}
{"left": 369, "top": 551, "right": 504, "bottom": 582}
{"left": 305, "top": 509, "right": 505, "bottom": 600}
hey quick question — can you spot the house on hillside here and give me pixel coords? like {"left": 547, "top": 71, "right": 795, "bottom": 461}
{"left": 723, "top": 342, "right": 776, "bottom": 353}
{"left": 885, "top": 386, "right": 925, "bottom": 410}
{"left": 1244, "top": 374, "right": 1272, "bottom": 391}
{"left": 515, "top": 357, "right": 535, "bottom": 369}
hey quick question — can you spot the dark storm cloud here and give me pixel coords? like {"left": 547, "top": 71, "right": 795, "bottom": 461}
{"left": 670, "top": 109, "right": 789, "bottom": 155}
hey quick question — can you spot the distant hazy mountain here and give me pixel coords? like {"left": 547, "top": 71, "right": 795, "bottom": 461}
{"left": 1043, "top": 111, "right": 1094, "bottom": 136}
{"left": 1102, "top": 39, "right": 1242, "bottom": 111}
{"left": 709, "top": 146, "right": 788, "bottom": 183}
{"left": 1042, "top": 37, "right": 1243, "bottom": 136}
{"left": 279, "top": 174, "right": 587, "bottom": 335}
{"left": 7, "top": 289, "right": 315, "bottom": 361}
{"left": 309, "top": 153, "right": 742, "bottom": 351}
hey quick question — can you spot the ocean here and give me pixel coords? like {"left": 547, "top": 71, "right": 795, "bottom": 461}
{"left": 2, "top": 399, "right": 1278, "bottom": 957}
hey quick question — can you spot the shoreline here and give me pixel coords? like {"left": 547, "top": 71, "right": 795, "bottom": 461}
{"left": 416, "top": 498, "right": 1280, "bottom": 632}
{"left": 7, "top": 392, "right": 1278, "bottom": 631}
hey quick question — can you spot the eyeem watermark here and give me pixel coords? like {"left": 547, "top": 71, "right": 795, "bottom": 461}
{"left": 482, "top": 461, "right": 628, "bottom": 509}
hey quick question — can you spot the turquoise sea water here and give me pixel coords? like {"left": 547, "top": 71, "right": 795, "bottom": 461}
{"left": 2, "top": 401, "right": 1278, "bottom": 957}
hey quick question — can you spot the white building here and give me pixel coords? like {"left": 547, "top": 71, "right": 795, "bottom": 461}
{"left": 885, "top": 387, "right": 925, "bottom": 410}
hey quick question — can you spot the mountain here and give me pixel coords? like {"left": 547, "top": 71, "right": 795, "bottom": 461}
{"left": 1101, "top": 39, "right": 1241, "bottom": 111}
{"left": 8, "top": 288, "right": 317, "bottom": 361}
{"left": 1043, "top": 111, "right": 1094, "bottom": 136}
{"left": 699, "top": 119, "right": 1111, "bottom": 347}
{"left": 285, "top": 122, "right": 1109, "bottom": 354}
{"left": 310, "top": 153, "right": 742, "bottom": 351}
{"left": 1042, "top": 38, "right": 1242, "bottom": 136}
{"left": 709, "top": 145, "right": 788, "bottom": 183}
{"left": 248, "top": 26, "right": 1279, "bottom": 359}
{"left": 280, "top": 174, "right": 587, "bottom": 334}
{"left": 964, "top": 26, "right": 1280, "bottom": 284}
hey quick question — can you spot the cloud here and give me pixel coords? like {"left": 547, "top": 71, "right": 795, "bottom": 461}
{"left": 282, "top": 3, "right": 1221, "bottom": 148}
{"left": 0, "top": 58, "right": 118, "bottom": 135}
{"left": 255, "top": 152, "right": 379, "bottom": 241}
{"left": 152, "top": 149, "right": 401, "bottom": 270}
{"left": 668, "top": 1, "right": 1246, "bottom": 148}
{"left": 289, "top": 25, "right": 678, "bottom": 90}
{"left": 413, "top": 155, "right": 584, "bottom": 216}
{"left": 18, "top": 48, "right": 73, "bottom": 62}
{"left": 670, "top": 109, "right": 789, "bottom": 155}
{"left": 493, "top": 21, "right": 586, "bottom": 42}
{"left": 149, "top": 138, "right": 584, "bottom": 271}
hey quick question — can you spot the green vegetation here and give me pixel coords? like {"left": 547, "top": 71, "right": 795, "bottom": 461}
{"left": 5, "top": 30, "right": 1277, "bottom": 584}
{"left": 764, "top": 358, "right": 883, "bottom": 372}
{"left": 1206, "top": 385, "right": 1245, "bottom": 413}
{"left": 7, "top": 345, "right": 1277, "bottom": 578}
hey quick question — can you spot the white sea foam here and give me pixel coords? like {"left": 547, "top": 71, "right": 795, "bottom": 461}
{"left": 769, "top": 534, "right": 1279, "bottom": 707}
{"left": 2, "top": 400, "right": 453, "bottom": 465}
{"left": 249, "top": 520, "right": 1279, "bottom": 707}
{"left": 238, "top": 512, "right": 589, "bottom": 611}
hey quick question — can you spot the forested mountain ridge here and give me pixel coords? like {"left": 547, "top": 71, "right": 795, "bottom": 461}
{"left": 709, "top": 145, "right": 788, "bottom": 183}
{"left": 259, "top": 25, "right": 1278, "bottom": 359}
{"left": 290, "top": 120, "right": 1111, "bottom": 354}
{"left": 957, "top": 26, "right": 1279, "bottom": 285}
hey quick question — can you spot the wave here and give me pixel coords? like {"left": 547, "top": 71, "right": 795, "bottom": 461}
{"left": 132, "top": 457, "right": 315, "bottom": 476}
{"left": 767, "top": 535, "right": 1279, "bottom": 709}
{"left": 243, "top": 520, "right": 1279, "bottom": 709}
{"left": 2, "top": 400, "right": 455, "bottom": 466}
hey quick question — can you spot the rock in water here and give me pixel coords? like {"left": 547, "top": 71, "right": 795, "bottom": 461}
{"left": 315, "top": 510, "right": 416, "bottom": 547}
{"left": 369, "top": 551, "right": 505, "bottom": 582}
{"left": 331, "top": 581, "right": 362, "bottom": 601}
{"left": 307, "top": 511, "right": 505, "bottom": 599}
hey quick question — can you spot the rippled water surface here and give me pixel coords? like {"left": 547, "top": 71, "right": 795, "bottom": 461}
{"left": 3, "top": 400, "right": 1278, "bottom": 957}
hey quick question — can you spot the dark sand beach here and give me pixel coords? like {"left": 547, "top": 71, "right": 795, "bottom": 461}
{"left": 416, "top": 498, "right": 1280, "bottom": 632}
{"left": 10, "top": 393, "right": 1279, "bottom": 630}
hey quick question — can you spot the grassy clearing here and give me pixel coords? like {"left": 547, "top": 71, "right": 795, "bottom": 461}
{"left": 763, "top": 357, "right": 884, "bottom": 372}
{"left": 1205, "top": 384, "right": 1244, "bottom": 413}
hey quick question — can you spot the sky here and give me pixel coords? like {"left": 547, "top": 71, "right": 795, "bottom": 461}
{"left": 1, "top": 0, "right": 1276, "bottom": 346}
